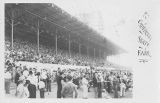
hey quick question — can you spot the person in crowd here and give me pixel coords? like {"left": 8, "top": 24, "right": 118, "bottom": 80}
{"left": 14, "top": 68, "right": 21, "bottom": 96}
{"left": 61, "top": 72, "right": 66, "bottom": 87}
{"left": 93, "top": 72, "right": 98, "bottom": 98}
{"left": 46, "top": 72, "right": 52, "bottom": 94}
{"left": 56, "top": 72, "right": 63, "bottom": 98}
{"left": 41, "top": 69, "right": 47, "bottom": 91}
{"left": 119, "top": 79, "right": 126, "bottom": 97}
{"left": 5, "top": 68, "right": 12, "bottom": 94}
{"left": 113, "top": 76, "right": 119, "bottom": 98}
{"left": 106, "top": 74, "right": 112, "bottom": 93}
{"left": 11, "top": 66, "right": 16, "bottom": 83}
{"left": 27, "top": 80, "right": 36, "bottom": 98}
{"left": 15, "top": 68, "right": 21, "bottom": 86}
{"left": 41, "top": 69, "right": 47, "bottom": 88}
{"left": 27, "top": 71, "right": 37, "bottom": 98}
{"left": 61, "top": 75, "right": 78, "bottom": 98}
{"left": 72, "top": 75, "right": 79, "bottom": 89}
{"left": 16, "top": 78, "right": 29, "bottom": 98}
{"left": 57, "top": 68, "right": 61, "bottom": 74}
{"left": 97, "top": 72, "right": 103, "bottom": 98}
{"left": 82, "top": 75, "right": 89, "bottom": 99}
{"left": 87, "top": 73, "right": 92, "bottom": 92}
{"left": 36, "top": 72, "right": 41, "bottom": 89}
{"left": 23, "top": 68, "right": 29, "bottom": 79}
{"left": 126, "top": 78, "right": 133, "bottom": 91}
{"left": 38, "top": 79, "right": 45, "bottom": 98}
{"left": 122, "top": 73, "right": 128, "bottom": 91}
{"left": 103, "top": 72, "right": 108, "bottom": 91}
{"left": 23, "top": 80, "right": 30, "bottom": 98}
{"left": 16, "top": 79, "right": 24, "bottom": 98}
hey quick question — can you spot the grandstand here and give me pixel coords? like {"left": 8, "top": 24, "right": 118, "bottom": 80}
{"left": 5, "top": 3, "right": 126, "bottom": 67}
{"left": 5, "top": 3, "right": 133, "bottom": 99}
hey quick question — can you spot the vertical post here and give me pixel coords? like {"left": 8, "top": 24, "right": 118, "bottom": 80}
{"left": 87, "top": 47, "right": 89, "bottom": 58}
{"left": 100, "top": 50, "right": 102, "bottom": 59}
{"left": 78, "top": 38, "right": 81, "bottom": 56}
{"left": 11, "top": 19, "right": 14, "bottom": 50}
{"left": 11, "top": 10, "right": 14, "bottom": 50}
{"left": 79, "top": 44, "right": 81, "bottom": 56}
{"left": 106, "top": 55, "right": 108, "bottom": 61}
{"left": 37, "top": 19, "right": 40, "bottom": 54}
{"left": 102, "top": 50, "right": 103, "bottom": 58}
{"left": 100, "top": 50, "right": 101, "bottom": 59}
{"left": 94, "top": 48, "right": 95, "bottom": 59}
{"left": 69, "top": 34, "right": 71, "bottom": 57}
{"left": 99, "top": 49, "right": 101, "bottom": 59}
{"left": 55, "top": 29, "right": 57, "bottom": 55}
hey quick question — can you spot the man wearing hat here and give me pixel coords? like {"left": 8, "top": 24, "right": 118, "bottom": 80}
{"left": 61, "top": 75, "right": 78, "bottom": 98}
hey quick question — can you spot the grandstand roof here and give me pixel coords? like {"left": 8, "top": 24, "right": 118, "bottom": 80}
{"left": 5, "top": 3, "right": 126, "bottom": 56}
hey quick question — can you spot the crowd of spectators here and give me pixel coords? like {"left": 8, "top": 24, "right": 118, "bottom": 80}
{"left": 5, "top": 59, "right": 133, "bottom": 98}
{"left": 5, "top": 35, "right": 105, "bottom": 67}
{"left": 5, "top": 35, "right": 133, "bottom": 98}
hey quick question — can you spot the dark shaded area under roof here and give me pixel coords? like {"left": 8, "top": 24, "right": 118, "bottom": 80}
{"left": 5, "top": 3, "right": 126, "bottom": 56}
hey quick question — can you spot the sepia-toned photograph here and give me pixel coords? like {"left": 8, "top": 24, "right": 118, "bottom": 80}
{"left": 4, "top": 2, "right": 134, "bottom": 99}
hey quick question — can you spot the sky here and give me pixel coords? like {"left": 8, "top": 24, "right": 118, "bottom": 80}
{"left": 53, "top": 0, "right": 157, "bottom": 67}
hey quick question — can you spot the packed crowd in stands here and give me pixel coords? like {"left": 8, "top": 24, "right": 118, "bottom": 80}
{"left": 5, "top": 35, "right": 104, "bottom": 67}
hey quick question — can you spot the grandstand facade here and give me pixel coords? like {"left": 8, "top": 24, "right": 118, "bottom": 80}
{"left": 5, "top": 3, "right": 126, "bottom": 67}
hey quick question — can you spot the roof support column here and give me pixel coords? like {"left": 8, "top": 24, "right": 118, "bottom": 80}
{"left": 55, "top": 29, "right": 58, "bottom": 55}
{"left": 6, "top": 10, "right": 20, "bottom": 51}
{"left": 10, "top": 10, "right": 19, "bottom": 50}
{"left": 79, "top": 44, "right": 81, "bottom": 56}
{"left": 11, "top": 19, "right": 14, "bottom": 50}
{"left": 99, "top": 49, "right": 101, "bottom": 59}
{"left": 69, "top": 34, "right": 71, "bottom": 57}
{"left": 37, "top": 19, "right": 40, "bottom": 54}
{"left": 87, "top": 47, "right": 89, "bottom": 58}
{"left": 102, "top": 51, "right": 104, "bottom": 59}
{"left": 94, "top": 48, "right": 95, "bottom": 59}
{"left": 104, "top": 52, "right": 106, "bottom": 59}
